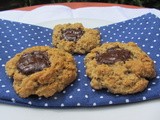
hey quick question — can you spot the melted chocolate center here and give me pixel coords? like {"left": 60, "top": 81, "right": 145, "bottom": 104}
{"left": 17, "top": 51, "right": 51, "bottom": 75}
{"left": 61, "top": 28, "right": 84, "bottom": 41}
{"left": 96, "top": 46, "right": 132, "bottom": 64}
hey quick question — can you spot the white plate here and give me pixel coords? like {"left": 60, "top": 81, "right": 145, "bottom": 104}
{"left": 0, "top": 18, "right": 160, "bottom": 120}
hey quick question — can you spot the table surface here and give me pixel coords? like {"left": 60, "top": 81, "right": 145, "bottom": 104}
{"left": 0, "top": 2, "right": 160, "bottom": 120}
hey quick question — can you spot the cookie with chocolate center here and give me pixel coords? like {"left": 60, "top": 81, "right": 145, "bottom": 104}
{"left": 5, "top": 46, "right": 77, "bottom": 98}
{"left": 53, "top": 23, "right": 100, "bottom": 54}
{"left": 85, "top": 42, "right": 156, "bottom": 95}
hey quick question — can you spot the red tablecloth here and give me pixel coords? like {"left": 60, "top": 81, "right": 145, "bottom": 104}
{"left": 16, "top": 2, "right": 141, "bottom": 11}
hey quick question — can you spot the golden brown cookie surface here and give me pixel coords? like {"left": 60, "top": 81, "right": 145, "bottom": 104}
{"left": 85, "top": 42, "right": 156, "bottom": 95}
{"left": 52, "top": 23, "right": 100, "bottom": 54}
{"left": 5, "top": 46, "right": 77, "bottom": 98}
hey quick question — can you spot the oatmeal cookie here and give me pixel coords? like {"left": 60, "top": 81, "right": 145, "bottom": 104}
{"left": 52, "top": 23, "right": 100, "bottom": 54}
{"left": 85, "top": 42, "right": 156, "bottom": 95}
{"left": 5, "top": 46, "right": 77, "bottom": 98}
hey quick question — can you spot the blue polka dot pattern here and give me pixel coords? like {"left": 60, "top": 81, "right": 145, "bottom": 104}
{"left": 0, "top": 13, "right": 160, "bottom": 108}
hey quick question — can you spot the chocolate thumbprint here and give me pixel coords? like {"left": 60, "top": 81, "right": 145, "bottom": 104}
{"left": 61, "top": 28, "right": 84, "bottom": 41}
{"left": 17, "top": 51, "right": 51, "bottom": 75}
{"left": 96, "top": 46, "right": 132, "bottom": 64}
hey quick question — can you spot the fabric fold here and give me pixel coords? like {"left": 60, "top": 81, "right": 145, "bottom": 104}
{"left": 0, "top": 13, "right": 160, "bottom": 108}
